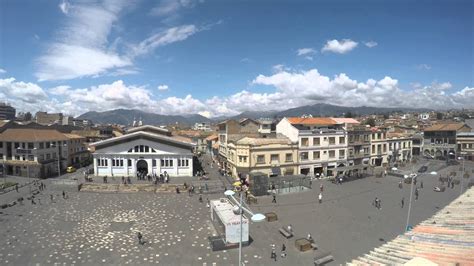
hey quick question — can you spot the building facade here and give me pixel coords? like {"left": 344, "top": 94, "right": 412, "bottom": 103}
{"left": 346, "top": 125, "right": 371, "bottom": 174}
{"left": 193, "top": 122, "right": 212, "bottom": 131}
{"left": 64, "top": 133, "right": 90, "bottom": 167}
{"left": 277, "top": 117, "right": 347, "bottom": 177}
{"left": 457, "top": 132, "right": 474, "bottom": 161}
{"left": 387, "top": 133, "right": 413, "bottom": 165}
{"left": 35, "top": 112, "right": 63, "bottom": 125}
{"left": 369, "top": 128, "right": 389, "bottom": 166}
{"left": 423, "top": 123, "right": 471, "bottom": 159}
{"left": 91, "top": 126, "right": 195, "bottom": 177}
{"left": 0, "top": 103, "right": 16, "bottom": 120}
{"left": 226, "top": 136, "right": 298, "bottom": 178}
{"left": 0, "top": 128, "right": 70, "bottom": 178}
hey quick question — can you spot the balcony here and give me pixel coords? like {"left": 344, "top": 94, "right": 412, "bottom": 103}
{"left": 348, "top": 153, "right": 366, "bottom": 159}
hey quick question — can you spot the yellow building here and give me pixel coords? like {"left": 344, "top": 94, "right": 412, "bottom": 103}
{"left": 227, "top": 136, "right": 298, "bottom": 178}
{"left": 370, "top": 127, "right": 389, "bottom": 167}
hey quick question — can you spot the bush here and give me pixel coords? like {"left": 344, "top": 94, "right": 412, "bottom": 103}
{"left": 0, "top": 182, "right": 18, "bottom": 190}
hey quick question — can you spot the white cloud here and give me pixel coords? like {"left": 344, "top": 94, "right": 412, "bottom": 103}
{"left": 49, "top": 85, "right": 71, "bottom": 95}
{"left": 417, "top": 64, "right": 432, "bottom": 70}
{"left": 240, "top": 58, "right": 252, "bottom": 63}
{"left": 0, "top": 78, "right": 48, "bottom": 104}
{"left": 322, "top": 39, "right": 358, "bottom": 54}
{"left": 150, "top": 0, "right": 201, "bottom": 17}
{"left": 36, "top": 0, "right": 131, "bottom": 81}
{"left": 129, "top": 25, "right": 198, "bottom": 57}
{"left": 364, "top": 41, "right": 378, "bottom": 48}
{"left": 297, "top": 48, "right": 316, "bottom": 56}
{"left": 59, "top": 0, "right": 70, "bottom": 14}
{"left": 158, "top": 84, "right": 169, "bottom": 91}
{"left": 0, "top": 68, "right": 6, "bottom": 74}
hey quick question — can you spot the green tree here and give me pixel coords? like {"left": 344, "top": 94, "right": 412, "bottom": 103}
{"left": 365, "top": 117, "right": 376, "bottom": 127}
{"left": 344, "top": 111, "right": 353, "bottom": 118}
{"left": 436, "top": 112, "right": 444, "bottom": 120}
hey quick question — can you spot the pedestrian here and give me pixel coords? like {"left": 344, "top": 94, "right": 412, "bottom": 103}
{"left": 15, "top": 184, "right": 19, "bottom": 193}
{"left": 378, "top": 198, "right": 382, "bottom": 210}
{"left": 206, "top": 198, "right": 210, "bottom": 208}
{"left": 188, "top": 187, "right": 192, "bottom": 196}
{"left": 271, "top": 244, "right": 277, "bottom": 261}
{"left": 176, "top": 187, "right": 180, "bottom": 194}
{"left": 318, "top": 192, "right": 322, "bottom": 204}
{"left": 205, "top": 183, "right": 208, "bottom": 191}
{"left": 415, "top": 188, "right": 419, "bottom": 200}
{"left": 401, "top": 197, "right": 405, "bottom": 208}
{"left": 420, "top": 181, "right": 423, "bottom": 189}
{"left": 50, "top": 194, "right": 54, "bottom": 203}
{"left": 137, "top": 232, "right": 143, "bottom": 245}
{"left": 281, "top": 244, "right": 287, "bottom": 258}
{"left": 199, "top": 194, "right": 203, "bottom": 203}
{"left": 38, "top": 198, "right": 41, "bottom": 205}
{"left": 62, "top": 191, "right": 66, "bottom": 199}
{"left": 307, "top": 233, "right": 313, "bottom": 242}
{"left": 399, "top": 181, "right": 403, "bottom": 189}
{"left": 320, "top": 184, "right": 323, "bottom": 192}
{"left": 31, "top": 198, "right": 36, "bottom": 205}
{"left": 272, "top": 192, "right": 277, "bottom": 203}
{"left": 451, "top": 181, "right": 455, "bottom": 189}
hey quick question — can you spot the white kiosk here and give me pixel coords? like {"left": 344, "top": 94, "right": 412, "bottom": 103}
{"left": 210, "top": 198, "right": 249, "bottom": 244}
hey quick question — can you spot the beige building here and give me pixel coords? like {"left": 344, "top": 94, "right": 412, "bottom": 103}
{"left": 387, "top": 133, "right": 413, "bottom": 165}
{"left": 457, "top": 132, "right": 474, "bottom": 161}
{"left": 64, "top": 133, "right": 90, "bottom": 167}
{"left": 226, "top": 136, "right": 298, "bottom": 178}
{"left": 35, "top": 111, "right": 63, "bottom": 125}
{"left": 217, "top": 119, "right": 260, "bottom": 173}
{"left": 0, "top": 128, "right": 70, "bottom": 178}
{"left": 370, "top": 127, "right": 389, "bottom": 166}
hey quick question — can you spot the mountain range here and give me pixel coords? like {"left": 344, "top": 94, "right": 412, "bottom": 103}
{"left": 77, "top": 104, "right": 432, "bottom": 125}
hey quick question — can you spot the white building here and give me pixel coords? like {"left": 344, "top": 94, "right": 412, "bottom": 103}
{"left": 90, "top": 125, "right": 195, "bottom": 177}
{"left": 193, "top": 122, "right": 212, "bottom": 131}
{"left": 276, "top": 117, "right": 347, "bottom": 177}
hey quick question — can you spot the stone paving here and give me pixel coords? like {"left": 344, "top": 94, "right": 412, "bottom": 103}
{"left": 0, "top": 157, "right": 471, "bottom": 265}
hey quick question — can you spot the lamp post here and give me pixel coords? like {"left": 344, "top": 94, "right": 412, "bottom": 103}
{"left": 224, "top": 187, "right": 265, "bottom": 266}
{"left": 458, "top": 154, "right": 466, "bottom": 195}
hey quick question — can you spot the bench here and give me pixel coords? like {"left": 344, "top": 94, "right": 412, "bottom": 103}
{"left": 314, "top": 252, "right": 334, "bottom": 265}
{"left": 279, "top": 227, "right": 293, "bottom": 238}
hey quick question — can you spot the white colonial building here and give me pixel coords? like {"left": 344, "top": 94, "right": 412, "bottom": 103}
{"left": 90, "top": 125, "right": 195, "bottom": 177}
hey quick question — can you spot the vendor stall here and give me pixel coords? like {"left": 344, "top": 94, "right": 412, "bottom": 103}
{"left": 210, "top": 198, "right": 249, "bottom": 244}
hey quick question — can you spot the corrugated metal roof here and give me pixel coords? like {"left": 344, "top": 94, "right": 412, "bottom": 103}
{"left": 424, "top": 123, "right": 467, "bottom": 132}
{"left": 0, "top": 128, "right": 69, "bottom": 142}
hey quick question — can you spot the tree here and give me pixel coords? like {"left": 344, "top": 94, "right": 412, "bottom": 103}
{"left": 344, "top": 111, "right": 353, "bottom": 118}
{"left": 24, "top": 112, "right": 32, "bottom": 121}
{"left": 436, "top": 112, "right": 444, "bottom": 120}
{"left": 365, "top": 118, "right": 376, "bottom": 127}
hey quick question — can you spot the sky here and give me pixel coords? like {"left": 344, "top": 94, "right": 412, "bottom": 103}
{"left": 0, "top": 0, "right": 472, "bottom": 118}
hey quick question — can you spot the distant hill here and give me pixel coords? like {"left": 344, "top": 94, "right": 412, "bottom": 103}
{"left": 77, "top": 109, "right": 210, "bottom": 126}
{"left": 227, "top": 103, "right": 432, "bottom": 120}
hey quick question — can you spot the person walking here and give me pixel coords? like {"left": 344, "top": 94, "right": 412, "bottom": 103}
{"left": 50, "top": 194, "right": 54, "bottom": 203}
{"left": 320, "top": 184, "right": 323, "bottom": 192}
{"left": 318, "top": 192, "right": 322, "bottom": 204}
{"left": 137, "top": 232, "right": 143, "bottom": 245}
{"left": 271, "top": 244, "right": 277, "bottom": 261}
{"left": 420, "top": 181, "right": 424, "bottom": 189}
{"left": 401, "top": 197, "right": 405, "bottom": 208}
{"left": 15, "top": 184, "right": 19, "bottom": 193}
{"left": 199, "top": 194, "right": 203, "bottom": 203}
{"left": 399, "top": 181, "right": 403, "bottom": 189}
{"left": 415, "top": 188, "right": 419, "bottom": 200}
{"left": 272, "top": 193, "right": 277, "bottom": 204}
{"left": 62, "top": 191, "right": 66, "bottom": 199}
{"left": 281, "top": 244, "right": 287, "bottom": 258}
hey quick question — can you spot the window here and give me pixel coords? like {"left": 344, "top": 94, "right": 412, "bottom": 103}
{"left": 313, "top": 151, "right": 320, "bottom": 160}
{"left": 161, "top": 159, "right": 165, "bottom": 167}
{"left": 178, "top": 159, "right": 189, "bottom": 167}
{"left": 52, "top": 153, "right": 57, "bottom": 159}
{"left": 329, "top": 137, "right": 335, "bottom": 145}
{"left": 14, "top": 142, "right": 19, "bottom": 149}
{"left": 270, "top": 154, "right": 279, "bottom": 163}
{"left": 301, "top": 138, "right": 309, "bottom": 146}
{"left": 46, "top": 142, "right": 51, "bottom": 149}
{"left": 339, "top": 150, "right": 345, "bottom": 158}
{"left": 285, "top": 153, "right": 292, "bottom": 162}
{"left": 329, "top": 150, "right": 335, "bottom": 158}
{"left": 313, "top": 137, "right": 320, "bottom": 146}
{"left": 39, "top": 154, "right": 44, "bottom": 161}
{"left": 145, "top": 146, "right": 149, "bottom": 153}
{"left": 153, "top": 159, "right": 156, "bottom": 167}
{"left": 134, "top": 146, "right": 139, "bottom": 152}
{"left": 112, "top": 159, "right": 116, "bottom": 167}
{"left": 257, "top": 155, "right": 265, "bottom": 164}
{"left": 238, "top": 156, "right": 247, "bottom": 163}
{"left": 140, "top": 145, "right": 144, "bottom": 152}
{"left": 0, "top": 142, "right": 2, "bottom": 148}
{"left": 169, "top": 160, "right": 173, "bottom": 167}
{"left": 46, "top": 154, "right": 51, "bottom": 160}
{"left": 339, "top": 137, "right": 345, "bottom": 144}
{"left": 128, "top": 159, "right": 131, "bottom": 166}
{"left": 120, "top": 159, "right": 123, "bottom": 166}
{"left": 28, "top": 143, "right": 34, "bottom": 149}
{"left": 300, "top": 152, "right": 309, "bottom": 161}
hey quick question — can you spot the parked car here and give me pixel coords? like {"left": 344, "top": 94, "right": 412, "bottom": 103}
{"left": 66, "top": 166, "right": 76, "bottom": 173}
{"left": 418, "top": 166, "right": 428, "bottom": 173}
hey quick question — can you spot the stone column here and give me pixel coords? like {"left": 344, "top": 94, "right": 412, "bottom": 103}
{"left": 108, "top": 157, "right": 112, "bottom": 176}
{"left": 93, "top": 157, "right": 98, "bottom": 176}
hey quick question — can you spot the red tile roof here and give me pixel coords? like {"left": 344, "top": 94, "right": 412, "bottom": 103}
{"left": 287, "top": 117, "right": 337, "bottom": 125}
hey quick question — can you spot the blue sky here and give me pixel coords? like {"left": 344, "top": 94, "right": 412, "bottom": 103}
{"left": 0, "top": 0, "right": 472, "bottom": 117}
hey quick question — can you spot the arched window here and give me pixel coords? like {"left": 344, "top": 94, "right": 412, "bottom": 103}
{"left": 128, "top": 145, "right": 156, "bottom": 153}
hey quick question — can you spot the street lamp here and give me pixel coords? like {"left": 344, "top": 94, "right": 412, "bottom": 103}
{"left": 224, "top": 187, "right": 265, "bottom": 266}
{"left": 458, "top": 154, "right": 466, "bottom": 195}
